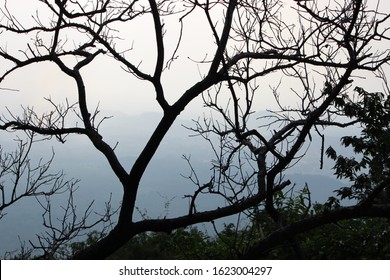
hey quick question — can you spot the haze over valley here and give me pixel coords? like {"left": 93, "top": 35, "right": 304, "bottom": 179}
{"left": 0, "top": 111, "right": 355, "bottom": 256}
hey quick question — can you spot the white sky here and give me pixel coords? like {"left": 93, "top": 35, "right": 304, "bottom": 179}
{"left": 0, "top": 1, "right": 283, "bottom": 117}
{"left": 0, "top": 0, "right": 389, "bottom": 120}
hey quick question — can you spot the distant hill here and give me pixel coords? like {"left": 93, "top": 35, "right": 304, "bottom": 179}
{"left": 0, "top": 111, "right": 358, "bottom": 256}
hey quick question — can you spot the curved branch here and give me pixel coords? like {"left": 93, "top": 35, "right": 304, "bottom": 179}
{"left": 148, "top": 0, "right": 169, "bottom": 110}
{"left": 244, "top": 203, "right": 390, "bottom": 259}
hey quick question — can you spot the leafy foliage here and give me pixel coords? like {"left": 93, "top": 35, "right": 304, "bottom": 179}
{"left": 59, "top": 231, "right": 107, "bottom": 259}
{"left": 327, "top": 87, "right": 390, "bottom": 203}
{"left": 302, "top": 216, "right": 390, "bottom": 259}
{"left": 105, "top": 186, "right": 390, "bottom": 259}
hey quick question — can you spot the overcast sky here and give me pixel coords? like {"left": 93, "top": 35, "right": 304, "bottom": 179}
{"left": 1, "top": 0, "right": 389, "bottom": 120}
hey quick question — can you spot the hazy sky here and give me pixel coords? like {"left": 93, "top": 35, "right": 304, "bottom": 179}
{"left": 1, "top": 0, "right": 389, "bottom": 121}
{"left": 0, "top": 0, "right": 304, "bottom": 116}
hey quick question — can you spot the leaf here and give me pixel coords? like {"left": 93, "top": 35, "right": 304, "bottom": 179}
{"left": 326, "top": 146, "right": 337, "bottom": 160}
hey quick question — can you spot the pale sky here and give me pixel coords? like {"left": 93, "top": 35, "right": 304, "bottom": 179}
{"left": 1, "top": 0, "right": 389, "bottom": 121}
{"left": 0, "top": 1, "right": 288, "bottom": 117}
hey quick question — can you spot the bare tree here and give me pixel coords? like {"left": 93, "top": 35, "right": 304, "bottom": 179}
{"left": 0, "top": 133, "right": 66, "bottom": 220}
{"left": 0, "top": 0, "right": 389, "bottom": 259}
{"left": 0, "top": 131, "right": 115, "bottom": 259}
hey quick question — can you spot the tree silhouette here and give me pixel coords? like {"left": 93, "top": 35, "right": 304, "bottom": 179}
{"left": 0, "top": 0, "right": 389, "bottom": 259}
